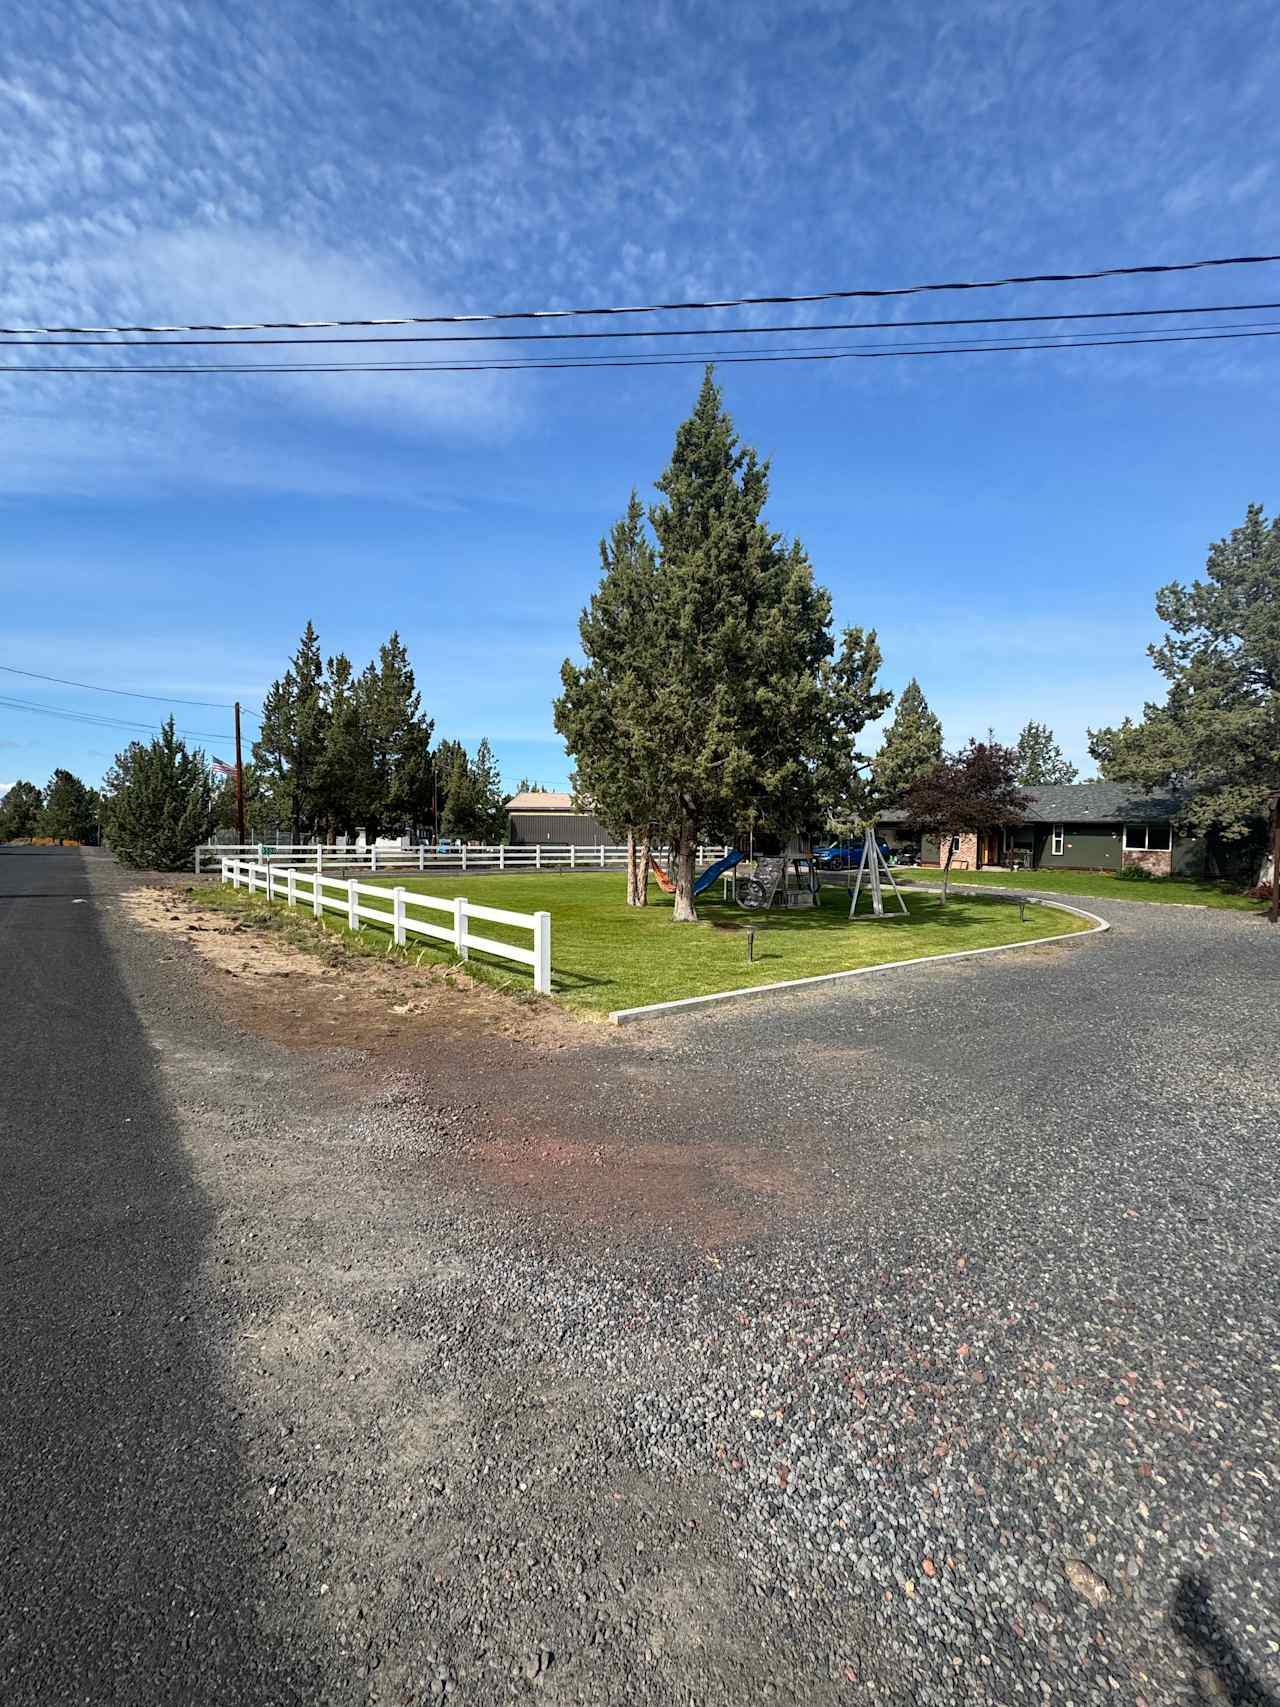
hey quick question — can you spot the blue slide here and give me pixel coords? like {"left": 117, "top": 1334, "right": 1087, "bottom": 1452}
{"left": 692, "top": 848, "right": 745, "bottom": 897}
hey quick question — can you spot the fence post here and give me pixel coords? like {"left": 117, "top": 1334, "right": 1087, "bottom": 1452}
{"left": 195, "top": 846, "right": 202, "bottom": 876}
{"left": 499, "top": 844, "right": 505, "bottom": 871}
{"left": 533, "top": 911, "right": 551, "bottom": 994}
{"left": 312, "top": 873, "right": 322, "bottom": 919}
{"left": 599, "top": 844, "right": 605, "bottom": 869}
{"left": 535, "top": 843, "right": 542, "bottom": 871}
{"left": 286, "top": 868, "right": 297, "bottom": 911}
{"left": 371, "top": 845, "right": 378, "bottom": 874}
{"left": 393, "top": 887, "right": 406, "bottom": 946}
{"left": 453, "top": 896, "right": 469, "bottom": 960}
{"left": 461, "top": 843, "right": 468, "bottom": 872}
{"left": 347, "top": 879, "right": 358, "bottom": 932}
{"left": 418, "top": 845, "right": 425, "bottom": 872}
{"left": 570, "top": 844, "right": 576, "bottom": 869}
{"left": 316, "top": 846, "right": 322, "bottom": 874}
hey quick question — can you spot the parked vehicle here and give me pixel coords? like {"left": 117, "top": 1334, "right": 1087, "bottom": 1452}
{"left": 815, "top": 838, "right": 890, "bottom": 871}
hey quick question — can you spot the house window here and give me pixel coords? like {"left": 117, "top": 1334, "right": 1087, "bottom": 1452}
{"left": 1051, "top": 824, "right": 1064, "bottom": 856}
{"left": 951, "top": 835, "right": 962, "bottom": 853}
{"left": 1123, "top": 821, "right": 1172, "bottom": 852}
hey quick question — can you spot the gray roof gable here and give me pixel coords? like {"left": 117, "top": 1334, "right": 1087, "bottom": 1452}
{"left": 879, "top": 781, "right": 1190, "bottom": 825}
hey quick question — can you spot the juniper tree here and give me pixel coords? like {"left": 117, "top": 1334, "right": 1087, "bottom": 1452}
{"left": 1014, "top": 720, "right": 1077, "bottom": 786}
{"left": 871, "top": 678, "right": 944, "bottom": 812}
{"left": 103, "top": 720, "right": 215, "bottom": 871}
{"left": 1089, "top": 501, "right": 1280, "bottom": 919}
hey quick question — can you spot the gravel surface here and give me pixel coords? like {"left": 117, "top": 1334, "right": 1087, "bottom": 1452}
{"left": 3, "top": 849, "right": 1277, "bottom": 1706}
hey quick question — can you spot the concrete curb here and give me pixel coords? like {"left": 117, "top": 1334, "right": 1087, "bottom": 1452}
{"left": 607, "top": 897, "right": 1109, "bottom": 1026}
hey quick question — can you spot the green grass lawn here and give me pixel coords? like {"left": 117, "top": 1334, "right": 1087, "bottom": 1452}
{"left": 891, "top": 866, "right": 1262, "bottom": 911}
{"left": 326, "top": 870, "right": 1093, "bottom": 1015}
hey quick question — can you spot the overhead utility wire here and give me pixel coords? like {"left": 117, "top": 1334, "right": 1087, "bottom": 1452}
{"left": 8, "top": 298, "right": 1280, "bottom": 348}
{"left": 0, "top": 691, "right": 232, "bottom": 742}
{"left": 7, "top": 324, "right": 1280, "bottom": 375}
{"left": 0, "top": 660, "right": 252, "bottom": 712}
{"left": 3, "top": 251, "right": 1278, "bottom": 335}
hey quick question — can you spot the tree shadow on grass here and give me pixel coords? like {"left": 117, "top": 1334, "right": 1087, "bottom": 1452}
{"left": 1171, "top": 1572, "right": 1278, "bottom": 1706}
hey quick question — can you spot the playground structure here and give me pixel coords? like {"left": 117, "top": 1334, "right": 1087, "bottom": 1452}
{"left": 649, "top": 847, "right": 745, "bottom": 898}
{"left": 847, "top": 824, "right": 909, "bottom": 920}
{"left": 650, "top": 845, "right": 825, "bottom": 911}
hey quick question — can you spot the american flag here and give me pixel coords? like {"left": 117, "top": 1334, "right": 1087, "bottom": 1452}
{"left": 212, "top": 757, "right": 237, "bottom": 778}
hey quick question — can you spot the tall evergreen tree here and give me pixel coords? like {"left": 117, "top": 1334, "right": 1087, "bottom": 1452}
{"left": 0, "top": 780, "right": 44, "bottom": 840}
{"left": 555, "top": 493, "right": 665, "bottom": 904}
{"left": 558, "top": 369, "right": 887, "bottom": 921}
{"left": 253, "top": 622, "right": 328, "bottom": 842}
{"left": 315, "top": 653, "right": 376, "bottom": 840}
{"left": 439, "top": 743, "right": 479, "bottom": 839}
{"left": 1013, "top": 719, "right": 1078, "bottom": 786}
{"left": 431, "top": 738, "right": 468, "bottom": 838}
{"left": 39, "top": 769, "right": 99, "bottom": 842}
{"left": 103, "top": 720, "right": 214, "bottom": 871}
{"left": 469, "top": 738, "right": 508, "bottom": 840}
{"left": 1089, "top": 501, "right": 1280, "bottom": 919}
{"left": 354, "top": 632, "right": 435, "bottom": 838}
{"left": 871, "top": 678, "right": 943, "bottom": 811}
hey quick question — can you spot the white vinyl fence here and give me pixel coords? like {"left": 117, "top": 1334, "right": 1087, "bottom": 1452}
{"left": 219, "top": 857, "right": 552, "bottom": 994}
{"left": 196, "top": 842, "right": 728, "bottom": 876}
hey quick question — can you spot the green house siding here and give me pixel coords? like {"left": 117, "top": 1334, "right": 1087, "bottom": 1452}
{"left": 1171, "top": 835, "right": 1207, "bottom": 879}
{"left": 1039, "top": 824, "right": 1122, "bottom": 871}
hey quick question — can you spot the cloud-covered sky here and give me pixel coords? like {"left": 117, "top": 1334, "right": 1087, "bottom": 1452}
{"left": 2, "top": 0, "right": 1278, "bottom": 792}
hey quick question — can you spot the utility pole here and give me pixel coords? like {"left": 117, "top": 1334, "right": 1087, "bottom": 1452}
{"left": 234, "top": 701, "right": 246, "bottom": 846}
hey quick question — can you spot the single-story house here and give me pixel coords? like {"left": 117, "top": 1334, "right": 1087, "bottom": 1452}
{"left": 506, "top": 790, "right": 611, "bottom": 847}
{"left": 880, "top": 782, "right": 1206, "bottom": 878}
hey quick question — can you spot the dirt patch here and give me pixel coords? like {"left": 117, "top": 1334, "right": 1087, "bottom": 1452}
{"left": 460, "top": 1132, "right": 816, "bottom": 1247}
{"left": 121, "top": 882, "right": 584, "bottom": 1053}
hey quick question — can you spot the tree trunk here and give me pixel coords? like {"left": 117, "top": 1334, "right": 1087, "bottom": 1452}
{"left": 636, "top": 833, "right": 651, "bottom": 906}
{"left": 672, "top": 828, "right": 698, "bottom": 922}
{"left": 625, "top": 828, "right": 639, "bottom": 907}
{"left": 1269, "top": 795, "right": 1279, "bottom": 926}
{"left": 941, "top": 839, "right": 955, "bottom": 901}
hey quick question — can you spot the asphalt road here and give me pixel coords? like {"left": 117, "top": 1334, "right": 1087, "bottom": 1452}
{"left": 3, "top": 849, "right": 1277, "bottom": 1705}
{"left": 0, "top": 847, "right": 318, "bottom": 1705}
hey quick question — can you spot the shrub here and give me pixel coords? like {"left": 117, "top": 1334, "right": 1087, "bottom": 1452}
{"left": 1247, "top": 880, "right": 1274, "bottom": 903}
{"left": 1116, "top": 863, "right": 1162, "bottom": 883}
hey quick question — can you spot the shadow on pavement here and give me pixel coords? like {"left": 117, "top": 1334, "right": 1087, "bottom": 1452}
{"left": 1172, "top": 1572, "right": 1279, "bottom": 1707}
{"left": 0, "top": 848, "right": 321, "bottom": 1704}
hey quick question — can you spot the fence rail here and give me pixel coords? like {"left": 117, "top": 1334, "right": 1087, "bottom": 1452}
{"left": 197, "top": 842, "right": 728, "bottom": 875}
{"left": 219, "top": 857, "right": 552, "bottom": 994}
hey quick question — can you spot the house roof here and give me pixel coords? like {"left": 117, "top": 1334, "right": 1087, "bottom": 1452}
{"left": 506, "top": 790, "right": 577, "bottom": 813}
{"left": 879, "top": 781, "right": 1191, "bottom": 826}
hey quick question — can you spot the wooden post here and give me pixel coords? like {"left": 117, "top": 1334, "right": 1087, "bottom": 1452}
{"left": 312, "top": 873, "right": 322, "bottom": 919}
{"left": 535, "top": 844, "right": 542, "bottom": 871}
{"left": 286, "top": 868, "right": 297, "bottom": 911}
{"left": 453, "top": 897, "right": 468, "bottom": 960}
{"left": 393, "top": 887, "right": 406, "bottom": 946}
{"left": 347, "top": 879, "right": 358, "bottom": 931}
{"left": 233, "top": 701, "right": 246, "bottom": 846}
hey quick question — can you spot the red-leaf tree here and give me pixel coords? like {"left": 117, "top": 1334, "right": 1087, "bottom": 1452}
{"left": 903, "top": 740, "right": 1029, "bottom": 898}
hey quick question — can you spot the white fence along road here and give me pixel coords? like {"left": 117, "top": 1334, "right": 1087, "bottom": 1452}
{"left": 220, "top": 857, "right": 552, "bottom": 994}
{"left": 196, "top": 842, "right": 728, "bottom": 875}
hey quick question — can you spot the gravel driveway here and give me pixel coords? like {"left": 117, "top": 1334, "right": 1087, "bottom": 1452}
{"left": 5, "top": 853, "right": 1277, "bottom": 1707}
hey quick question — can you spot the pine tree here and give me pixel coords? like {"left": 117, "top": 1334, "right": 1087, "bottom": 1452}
{"left": 439, "top": 743, "right": 478, "bottom": 839}
{"left": 432, "top": 739, "right": 468, "bottom": 838}
{"left": 469, "top": 738, "right": 507, "bottom": 840}
{"left": 555, "top": 493, "right": 665, "bottom": 903}
{"left": 253, "top": 622, "right": 329, "bottom": 841}
{"left": 873, "top": 679, "right": 943, "bottom": 808}
{"left": 315, "top": 653, "right": 376, "bottom": 840}
{"left": 39, "top": 769, "right": 99, "bottom": 842}
{"left": 1089, "top": 501, "right": 1280, "bottom": 919}
{"left": 1013, "top": 720, "right": 1078, "bottom": 786}
{"left": 558, "top": 368, "right": 888, "bottom": 920}
{"left": 103, "top": 720, "right": 215, "bottom": 871}
{"left": 354, "top": 632, "right": 435, "bottom": 838}
{"left": 0, "top": 780, "right": 44, "bottom": 840}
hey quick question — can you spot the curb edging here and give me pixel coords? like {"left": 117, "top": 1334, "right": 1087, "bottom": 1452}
{"left": 607, "top": 897, "right": 1109, "bottom": 1026}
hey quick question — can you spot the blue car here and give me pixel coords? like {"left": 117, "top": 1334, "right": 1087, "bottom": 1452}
{"left": 815, "top": 838, "right": 890, "bottom": 870}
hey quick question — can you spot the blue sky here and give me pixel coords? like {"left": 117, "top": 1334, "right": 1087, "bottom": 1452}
{"left": 2, "top": 0, "right": 1278, "bottom": 796}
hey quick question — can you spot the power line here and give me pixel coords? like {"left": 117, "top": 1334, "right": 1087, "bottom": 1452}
{"left": 0, "top": 691, "right": 232, "bottom": 743}
{"left": 3, "top": 251, "right": 1278, "bottom": 336}
{"left": 7, "top": 298, "right": 1280, "bottom": 348}
{"left": 0, "top": 660, "right": 253, "bottom": 712}
{"left": 5, "top": 323, "right": 1280, "bottom": 375}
